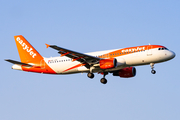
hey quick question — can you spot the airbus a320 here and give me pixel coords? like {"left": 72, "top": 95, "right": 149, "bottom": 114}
{"left": 5, "top": 35, "right": 176, "bottom": 84}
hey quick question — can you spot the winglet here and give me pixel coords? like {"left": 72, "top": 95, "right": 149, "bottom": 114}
{"left": 45, "top": 44, "right": 50, "bottom": 48}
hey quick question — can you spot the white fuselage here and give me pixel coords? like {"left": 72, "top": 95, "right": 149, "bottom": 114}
{"left": 44, "top": 47, "right": 175, "bottom": 74}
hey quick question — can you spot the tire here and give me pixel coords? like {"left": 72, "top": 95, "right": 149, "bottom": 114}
{"left": 87, "top": 73, "right": 94, "bottom": 79}
{"left": 151, "top": 70, "right": 156, "bottom": 74}
{"left": 100, "top": 78, "right": 107, "bottom": 84}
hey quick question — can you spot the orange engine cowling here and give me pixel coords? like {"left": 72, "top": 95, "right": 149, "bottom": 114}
{"left": 113, "top": 67, "right": 136, "bottom": 78}
{"left": 100, "top": 58, "right": 117, "bottom": 69}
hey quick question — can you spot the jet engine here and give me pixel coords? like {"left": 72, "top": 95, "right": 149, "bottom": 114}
{"left": 100, "top": 58, "right": 117, "bottom": 69}
{"left": 113, "top": 67, "right": 136, "bottom": 78}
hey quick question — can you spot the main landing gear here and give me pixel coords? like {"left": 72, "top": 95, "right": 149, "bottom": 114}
{"left": 87, "top": 72, "right": 108, "bottom": 84}
{"left": 100, "top": 72, "right": 108, "bottom": 84}
{"left": 87, "top": 72, "right": 94, "bottom": 79}
{"left": 150, "top": 63, "right": 156, "bottom": 74}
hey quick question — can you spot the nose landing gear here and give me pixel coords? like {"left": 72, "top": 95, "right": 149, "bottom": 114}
{"left": 151, "top": 70, "right": 156, "bottom": 74}
{"left": 150, "top": 63, "right": 156, "bottom": 74}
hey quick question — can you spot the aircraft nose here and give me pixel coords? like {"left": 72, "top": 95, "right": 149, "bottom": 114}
{"left": 169, "top": 51, "right": 176, "bottom": 59}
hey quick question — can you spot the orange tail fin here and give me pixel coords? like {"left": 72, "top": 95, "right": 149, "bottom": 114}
{"left": 14, "top": 35, "right": 43, "bottom": 64}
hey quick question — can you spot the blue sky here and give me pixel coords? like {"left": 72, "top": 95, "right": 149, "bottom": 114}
{"left": 1, "top": 0, "right": 180, "bottom": 120}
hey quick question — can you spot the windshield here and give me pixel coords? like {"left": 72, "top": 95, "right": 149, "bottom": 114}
{"left": 158, "top": 48, "right": 168, "bottom": 50}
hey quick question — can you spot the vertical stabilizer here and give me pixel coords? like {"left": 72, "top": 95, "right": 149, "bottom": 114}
{"left": 14, "top": 35, "right": 43, "bottom": 64}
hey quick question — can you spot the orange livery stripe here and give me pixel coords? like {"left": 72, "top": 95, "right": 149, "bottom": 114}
{"left": 99, "top": 45, "right": 165, "bottom": 59}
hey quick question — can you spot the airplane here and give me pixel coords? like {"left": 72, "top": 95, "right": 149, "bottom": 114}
{"left": 5, "top": 35, "right": 176, "bottom": 84}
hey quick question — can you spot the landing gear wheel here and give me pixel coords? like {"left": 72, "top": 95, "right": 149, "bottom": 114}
{"left": 100, "top": 78, "right": 107, "bottom": 84}
{"left": 150, "top": 63, "right": 156, "bottom": 74}
{"left": 151, "top": 70, "right": 156, "bottom": 74}
{"left": 87, "top": 73, "right": 94, "bottom": 79}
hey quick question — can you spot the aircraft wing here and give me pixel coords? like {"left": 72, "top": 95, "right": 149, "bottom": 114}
{"left": 46, "top": 44, "right": 101, "bottom": 68}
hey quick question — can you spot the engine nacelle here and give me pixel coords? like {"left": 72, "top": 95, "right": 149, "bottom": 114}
{"left": 113, "top": 67, "right": 136, "bottom": 78}
{"left": 100, "top": 58, "right": 117, "bottom": 69}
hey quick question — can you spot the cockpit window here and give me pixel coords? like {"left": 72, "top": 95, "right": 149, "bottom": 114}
{"left": 158, "top": 48, "right": 168, "bottom": 50}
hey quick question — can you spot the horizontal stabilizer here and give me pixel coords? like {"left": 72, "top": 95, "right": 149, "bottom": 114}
{"left": 5, "top": 59, "right": 32, "bottom": 67}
